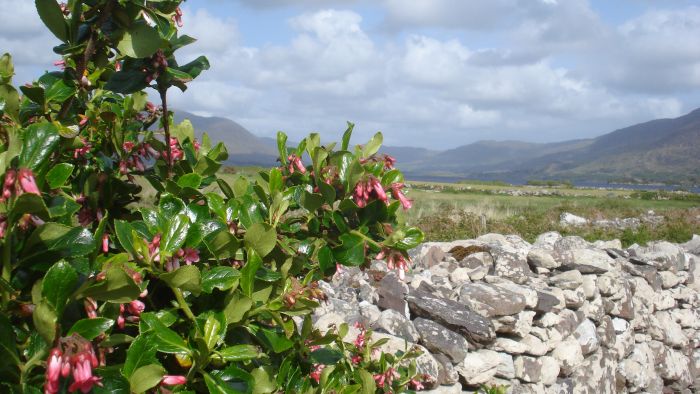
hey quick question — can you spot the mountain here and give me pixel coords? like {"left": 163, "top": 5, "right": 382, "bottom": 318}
{"left": 173, "top": 111, "right": 278, "bottom": 166}
{"left": 174, "top": 108, "right": 700, "bottom": 184}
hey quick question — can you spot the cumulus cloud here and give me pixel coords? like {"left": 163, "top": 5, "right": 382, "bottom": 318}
{"left": 1, "top": 0, "right": 697, "bottom": 148}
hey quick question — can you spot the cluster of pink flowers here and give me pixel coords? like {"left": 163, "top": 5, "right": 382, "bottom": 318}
{"left": 352, "top": 177, "right": 386, "bottom": 208}
{"left": 286, "top": 154, "right": 306, "bottom": 174}
{"left": 309, "top": 363, "right": 324, "bottom": 384}
{"left": 144, "top": 50, "right": 168, "bottom": 84}
{"left": 75, "top": 194, "right": 104, "bottom": 227}
{"left": 119, "top": 140, "right": 159, "bottom": 178}
{"left": 173, "top": 7, "right": 184, "bottom": 27}
{"left": 376, "top": 249, "right": 410, "bottom": 280}
{"left": 373, "top": 367, "right": 399, "bottom": 389}
{"left": 1, "top": 168, "right": 41, "bottom": 202}
{"left": 352, "top": 178, "right": 412, "bottom": 210}
{"left": 164, "top": 137, "right": 185, "bottom": 165}
{"left": 44, "top": 336, "right": 102, "bottom": 394}
{"left": 117, "top": 300, "right": 145, "bottom": 329}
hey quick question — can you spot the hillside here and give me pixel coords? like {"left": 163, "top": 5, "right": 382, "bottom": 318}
{"left": 175, "top": 108, "right": 700, "bottom": 184}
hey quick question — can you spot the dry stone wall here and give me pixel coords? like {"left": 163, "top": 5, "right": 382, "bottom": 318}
{"left": 311, "top": 232, "right": 700, "bottom": 393}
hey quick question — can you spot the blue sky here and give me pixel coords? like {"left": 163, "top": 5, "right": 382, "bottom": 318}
{"left": 2, "top": 0, "right": 700, "bottom": 149}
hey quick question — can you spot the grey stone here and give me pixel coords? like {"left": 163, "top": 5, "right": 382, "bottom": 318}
{"left": 556, "top": 248, "right": 615, "bottom": 274}
{"left": 494, "top": 352, "right": 515, "bottom": 379}
{"left": 658, "top": 270, "right": 681, "bottom": 289}
{"left": 433, "top": 353, "right": 459, "bottom": 385}
{"left": 376, "top": 309, "right": 420, "bottom": 342}
{"left": 574, "top": 318, "right": 600, "bottom": 355}
{"left": 568, "top": 348, "right": 618, "bottom": 394}
{"left": 629, "top": 241, "right": 686, "bottom": 271}
{"left": 554, "top": 236, "right": 591, "bottom": 251}
{"left": 549, "top": 270, "right": 583, "bottom": 290}
{"left": 491, "top": 248, "right": 534, "bottom": 284}
{"left": 551, "top": 335, "right": 584, "bottom": 376}
{"left": 377, "top": 272, "right": 409, "bottom": 317}
{"left": 533, "top": 231, "right": 562, "bottom": 249}
{"left": 407, "top": 288, "right": 496, "bottom": 345}
{"left": 459, "top": 283, "right": 526, "bottom": 317}
{"left": 527, "top": 249, "right": 560, "bottom": 269}
{"left": 534, "top": 289, "right": 564, "bottom": 313}
{"left": 455, "top": 349, "right": 501, "bottom": 385}
{"left": 413, "top": 317, "right": 469, "bottom": 363}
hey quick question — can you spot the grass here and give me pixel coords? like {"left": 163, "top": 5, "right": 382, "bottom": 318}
{"left": 403, "top": 181, "right": 700, "bottom": 247}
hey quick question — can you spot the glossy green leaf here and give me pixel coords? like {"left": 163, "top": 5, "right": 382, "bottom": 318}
{"left": 356, "top": 369, "right": 376, "bottom": 394}
{"left": 224, "top": 293, "right": 253, "bottom": 324}
{"left": 0, "top": 53, "right": 13, "bottom": 83}
{"left": 244, "top": 223, "right": 276, "bottom": 258}
{"left": 35, "top": 0, "right": 68, "bottom": 41}
{"left": 178, "top": 56, "right": 210, "bottom": 79}
{"left": 332, "top": 233, "right": 365, "bottom": 266}
{"left": 201, "top": 266, "right": 240, "bottom": 293}
{"left": 240, "top": 249, "right": 262, "bottom": 298}
{"left": 310, "top": 348, "right": 343, "bottom": 365}
{"left": 45, "top": 163, "right": 74, "bottom": 189}
{"left": 113, "top": 220, "right": 137, "bottom": 258}
{"left": 158, "top": 193, "right": 186, "bottom": 218}
{"left": 9, "top": 193, "right": 50, "bottom": 223}
{"left": 176, "top": 173, "right": 202, "bottom": 189}
{"left": 0, "top": 314, "right": 20, "bottom": 379}
{"left": 130, "top": 364, "right": 166, "bottom": 394}
{"left": 204, "top": 372, "right": 241, "bottom": 394}
{"left": 204, "top": 229, "right": 240, "bottom": 260}
{"left": 318, "top": 246, "right": 336, "bottom": 276}
{"left": 362, "top": 132, "right": 383, "bottom": 157}
{"left": 67, "top": 318, "right": 114, "bottom": 340}
{"left": 300, "top": 191, "right": 324, "bottom": 212}
{"left": 233, "top": 176, "right": 249, "bottom": 198}
{"left": 21, "top": 223, "right": 94, "bottom": 264}
{"left": 251, "top": 367, "right": 276, "bottom": 394}
{"left": 33, "top": 300, "right": 57, "bottom": 343}
{"left": 394, "top": 227, "right": 425, "bottom": 250}
{"left": 276, "top": 131, "right": 288, "bottom": 164}
{"left": 122, "top": 334, "right": 158, "bottom": 378}
{"left": 268, "top": 168, "right": 282, "bottom": 194}
{"left": 104, "top": 70, "right": 149, "bottom": 94}
{"left": 118, "top": 22, "right": 162, "bottom": 58}
{"left": 44, "top": 79, "right": 75, "bottom": 103}
{"left": 161, "top": 214, "right": 190, "bottom": 253}
{"left": 0, "top": 85, "right": 19, "bottom": 122}
{"left": 218, "top": 345, "right": 262, "bottom": 362}
{"left": 76, "top": 266, "right": 141, "bottom": 303}
{"left": 159, "top": 265, "right": 201, "bottom": 296}
{"left": 139, "top": 313, "right": 190, "bottom": 354}
{"left": 200, "top": 312, "right": 226, "bottom": 351}
{"left": 19, "top": 122, "right": 60, "bottom": 171}
{"left": 250, "top": 325, "right": 294, "bottom": 354}
{"left": 341, "top": 122, "right": 354, "bottom": 151}
{"left": 41, "top": 260, "right": 77, "bottom": 315}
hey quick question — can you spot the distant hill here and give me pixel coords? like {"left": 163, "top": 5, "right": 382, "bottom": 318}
{"left": 174, "top": 108, "right": 700, "bottom": 184}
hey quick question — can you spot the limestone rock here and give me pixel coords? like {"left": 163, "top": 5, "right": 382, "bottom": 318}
{"left": 376, "top": 272, "right": 409, "bottom": 317}
{"left": 407, "top": 288, "right": 496, "bottom": 344}
{"left": 629, "top": 241, "right": 686, "bottom": 271}
{"left": 527, "top": 249, "right": 560, "bottom": 269}
{"left": 574, "top": 318, "right": 600, "bottom": 355}
{"left": 413, "top": 317, "right": 469, "bottom": 363}
{"left": 557, "top": 248, "right": 615, "bottom": 274}
{"left": 376, "top": 309, "right": 420, "bottom": 342}
{"left": 459, "top": 283, "right": 526, "bottom": 317}
{"left": 455, "top": 349, "right": 501, "bottom": 385}
{"left": 551, "top": 335, "right": 584, "bottom": 376}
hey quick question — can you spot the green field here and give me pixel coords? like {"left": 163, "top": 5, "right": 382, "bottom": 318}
{"left": 404, "top": 181, "right": 700, "bottom": 246}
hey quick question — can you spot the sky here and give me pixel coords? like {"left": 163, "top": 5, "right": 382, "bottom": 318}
{"left": 1, "top": 0, "right": 700, "bottom": 149}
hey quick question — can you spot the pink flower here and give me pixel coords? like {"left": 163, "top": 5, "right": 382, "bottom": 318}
{"left": 1, "top": 169, "right": 16, "bottom": 201}
{"left": 173, "top": 7, "right": 184, "bottom": 27}
{"left": 53, "top": 59, "right": 66, "bottom": 70}
{"left": 161, "top": 375, "right": 187, "bottom": 386}
{"left": 390, "top": 183, "right": 412, "bottom": 210}
{"left": 309, "top": 364, "right": 324, "bottom": 384}
{"left": 0, "top": 216, "right": 7, "bottom": 239}
{"left": 78, "top": 115, "right": 88, "bottom": 127}
{"left": 44, "top": 348, "right": 63, "bottom": 394}
{"left": 384, "top": 155, "right": 396, "bottom": 169}
{"left": 287, "top": 154, "right": 306, "bottom": 174}
{"left": 409, "top": 378, "right": 425, "bottom": 390}
{"left": 122, "top": 141, "right": 135, "bottom": 152}
{"left": 181, "top": 247, "right": 200, "bottom": 265}
{"left": 68, "top": 353, "right": 102, "bottom": 393}
{"left": 351, "top": 354, "right": 362, "bottom": 364}
{"left": 77, "top": 207, "right": 94, "bottom": 227}
{"left": 193, "top": 139, "right": 201, "bottom": 152}
{"left": 115, "top": 61, "right": 122, "bottom": 72}
{"left": 127, "top": 300, "right": 145, "bottom": 316}
{"left": 84, "top": 298, "right": 98, "bottom": 319}
{"left": 370, "top": 177, "right": 387, "bottom": 203}
{"left": 353, "top": 182, "right": 367, "bottom": 208}
{"left": 18, "top": 168, "right": 40, "bottom": 195}
{"left": 101, "top": 234, "right": 109, "bottom": 253}
{"left": 148, "top": 234, "right": 161, "bottom": 256}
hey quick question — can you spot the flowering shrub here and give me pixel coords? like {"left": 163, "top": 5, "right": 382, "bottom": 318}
{"left": 0, "top": 1, "right": 425, "bottom": 393}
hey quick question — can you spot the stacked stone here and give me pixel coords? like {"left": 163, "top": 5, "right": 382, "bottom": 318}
{"left": 311, "top": 232, "right": 700, "bottom": 393}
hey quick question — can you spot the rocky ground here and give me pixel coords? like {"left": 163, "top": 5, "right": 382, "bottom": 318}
{"left": 312, "top": 232, "right": 700, "bottom": 393}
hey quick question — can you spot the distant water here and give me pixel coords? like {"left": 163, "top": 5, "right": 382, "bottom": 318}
{"left": 406, "top": 175, "right": 700, "bottom": 194}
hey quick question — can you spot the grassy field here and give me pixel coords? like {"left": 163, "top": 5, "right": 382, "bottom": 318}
{"left": 136, "top": 167, "right": 700, "bottom": 248}
{"left": 404, "top": 181, "right": 700, "bottom": 247}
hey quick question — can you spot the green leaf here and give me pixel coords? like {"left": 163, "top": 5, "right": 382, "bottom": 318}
{"left": 395, "top": 227, "right": 424, "bottom": 250}
{"left": 93, "top": 367, "right": 129, "bottom": 394}
{"left": 0, "top": 313, "right": 20, "bottom": 379}
{"left": 9, "top": 193, "right": 50, "bottom": 223}
{"left": 204, "top": 373, "right": 241, "bottom": 394}
{"left": 240, "top": 250, "right": 262, "bottom": 297}
{"left": 356, "top": 369, "right": 376, "bottom": 394}
{"left": 362, "top": 132, "right": 383, "bottom": 157}
{"left": 300, "top": 191, "right": 324, "bottom": 212}
{"left": 218, "top": 345, "right": 262, "bottom": 362}
{"left": 250, "top": 326, "right": 294, "bottom": 354}
{"left": 268, "top": 168, "right": 283, "bottom": 194}
{"left": 310, "top": 348, "right": 344, "bottom": 364}
{"left": 21, "top": 223, "right": 94, "bottom": 265}
{"left": 45, "top": 163, "right": 74, "bottom": 189}
{"left": 244, "top": 223, "right": 277, "bottom": 258}
{"left": 276, "top": 131, "right": 288, "bottom": 164}
{"left": 44, "top": 79, "right": 75, "bottom": 103}
{"left": 19, "top": 122, "right": 60, "bottom": 171}
{"left": 176, "top": 173, "right": 202, "bottom": 189}
{"left": 159, "top": 265, "right": 201, "bottom": 296}
{"left": 318, "top": 246, "right": 336, "bottom": 277}
{"left": 0, "top": 53, "right": 14, "bottom": 83}
{"left": 67, "top": 318, "right": 114, "bottom": 340}
{"left": 204, "top": 230, "right": 240, "bottom": 260}
{"left": 233, "top": 177, "right": 249, "bottom": 198}
{"left": 76, "top": 266, "right": 141, "bottom": 303}
{"left": 114, "top": 220, "right": 137, "bottom": 258}
{"left": 122, "top": 334, "right": 158, "bottom": 378}
{"left": 201, "top": 266, "right": 240, "bottom": 293}
{"left": 104, "top": 70, "right": 148, "bottom": 94}
{"left": 35, "top": 0, "right": 68, "bottom": 41}
{"left": 178, "top": 56, "right": 210, "bottom": 79}
{"left": 118, "top": 22, "right": 162, "bottom": 58}
{"left": 332, "top": 233, "right": 366, "bottom": 266}
{"left": 33, "top": 300, "right": 57, "bottom": 344}
{"left": 224, "top": 293, "right": 252, "bottom": 324}
{"left": 341, "top": 122, "right": 354, "bottom": 151}
{"left": 381, "top": 169, "right": 404, "bottom": 187}
{"left": 130, "top": 364, "right": 166, "bottom": 394}
{"left": 251, "top": 367, "right": 276, "bottom": 394}
{"left": 159, "top": 193, "right": 186, "bottom": 218}
{"left": 41, "top": 260, "right": 77, "bottom": 315}
{"left": 0, "top": 85, "right": 19, "bottom": 122}
{"left": 139, "top": 313, "right": 190, "bottom": 354}
{"left": 161, "top": 214, "right": 190, "bottom": 254}
{"left": 201, "top": 312, "right": 226, "bottom": 351}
